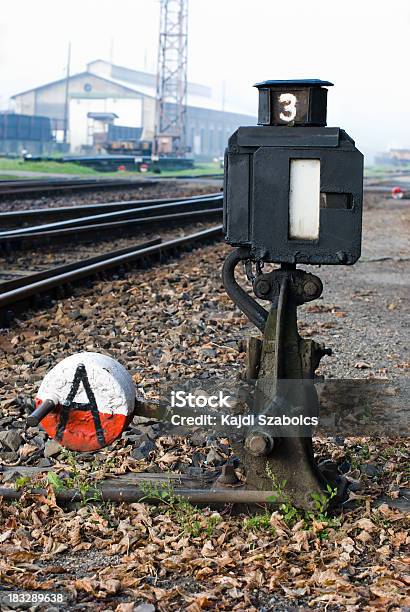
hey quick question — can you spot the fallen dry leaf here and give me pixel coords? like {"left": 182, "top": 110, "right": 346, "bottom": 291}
{"left": 354, "top": 361, "right": 372, "bottom": 369}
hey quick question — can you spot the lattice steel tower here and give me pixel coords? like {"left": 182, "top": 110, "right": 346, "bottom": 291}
{"left": 154, "top": 0, "right": 188, "bottom": 157}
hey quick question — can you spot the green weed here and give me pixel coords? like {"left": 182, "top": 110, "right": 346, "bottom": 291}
{"left": 46, "top": 472, "right": 64, "bottom": 491}
{"left": 266, "top": 463, "right": 341, "bottom": 533}
{"left": 243, "top": 513, "right": 273, "bottom": 533}
{"left": 139, "top": 480, "right": 220, "bottom": 537}
{"left": 48, "top": 450, "right": 101, "bottom": 504}
{"left": 14, "top": 476, "right": 30, "bottom": 490}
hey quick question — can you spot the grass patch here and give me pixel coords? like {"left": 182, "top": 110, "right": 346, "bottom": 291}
{"left": 0, "top": 173, "right": 32, "bottom": 180}
{"left": 0, "top": 158, "right": 97, "bottom": 175}
{"left": 0, "top": 158, "right": 223, "bottom": 179}
{"left": 148, "top": 162, "right": 222, "bottom": 177}
{"left": 243, "top": 512, "right": 274, "bottom": 533}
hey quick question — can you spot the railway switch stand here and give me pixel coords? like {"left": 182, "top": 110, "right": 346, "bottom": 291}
{"left": 26, "top": 79, "right": 363, "bottom": 510}
{"left": 222, "top": 79, "right": 363, "bottom": 507}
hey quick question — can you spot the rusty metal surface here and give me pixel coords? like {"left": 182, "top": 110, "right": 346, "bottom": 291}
{"left": 0, "top": 485, "right": 277, "bottom": 505}
{"left": 234, "top": 279, "right": 327, "bottom": 508}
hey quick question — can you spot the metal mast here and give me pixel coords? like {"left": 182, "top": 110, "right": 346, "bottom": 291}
{"left": 63, "top": 42, "right": 71, "bottom": 145}
{"left": 154, "top": 0, "right": 188, "bottom": 157}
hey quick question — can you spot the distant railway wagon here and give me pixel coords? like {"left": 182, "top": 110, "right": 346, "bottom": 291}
{"left": 103, "top": 125, "right": 152, "bottom": 156}
{"left": 0, "top": 112, "right": 53, "bottom": 155}
{"left": 107, "top": 124, "right": 142, "bottom": 143}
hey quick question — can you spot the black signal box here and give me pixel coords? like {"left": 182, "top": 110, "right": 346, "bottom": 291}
{"left": 223, "top": 79, "right": 363, "bottom": 265}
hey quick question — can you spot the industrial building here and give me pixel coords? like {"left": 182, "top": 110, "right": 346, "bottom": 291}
{"left": 11, "top": 60, "right": 255, "bottom": 158}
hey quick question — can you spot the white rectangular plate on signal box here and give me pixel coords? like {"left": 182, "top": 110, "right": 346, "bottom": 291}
{"left": 289, "top": 159, "right": 320, "bottom": 240}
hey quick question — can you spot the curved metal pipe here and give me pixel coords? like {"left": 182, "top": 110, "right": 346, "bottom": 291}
{"left": 222, "top": 248, "right": 268, "bottom": 332}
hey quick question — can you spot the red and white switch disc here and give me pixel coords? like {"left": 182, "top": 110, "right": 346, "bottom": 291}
{"left": 35, "top": 352, "right": 135, "bottom": 452}
{"left": 392, "top": 186, "right": 404, "bottom": 200}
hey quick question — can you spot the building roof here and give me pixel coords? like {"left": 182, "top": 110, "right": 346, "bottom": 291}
{"left": 11, "top": 71, "right": 145, "bottom": 99}
{"left": 11, "top": 60, "right": 256, "bottom": 119}
{"left": 87, "top": 59, "right": 212, "bottom": 98}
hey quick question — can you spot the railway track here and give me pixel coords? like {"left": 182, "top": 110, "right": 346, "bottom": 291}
{"left": 0, "top": 177, "right": 159, "bottom": 199}
{"left": 0, "top": 174, "right": 223, "bottom": 200}
{"left": 365, "top": 185, "right": 410, "bottom": 195}
{"left": 0, "top": 225, "right": 223, "bottom": 325}
{"left": 0, "top": 192, "right": 222, "bottom": 227}
{"left": 0, "top": 194, "right": 223, "bottom": 249}
{"left": 364, "top": 175, "right": 410, "bottom": 196}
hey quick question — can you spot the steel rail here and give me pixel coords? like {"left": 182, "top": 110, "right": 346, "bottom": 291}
{"left": 155, "top": 173, "right": 223, "bottom": 180}
{"left": 0, "top": 175, "right": 224, "bottom": 189}
{"left": 0, "top": 177, "right": 158, "bottom": 198}
{"left": 0, "top": 196, "right": 223, "bottom": 238}
{"left": 0, "top": 192, "right": 222, "bottom": 225}
{"left": 0, "top": 176, "right": 222, "bottom": 199}
{"left": 0, "top": 237, "right": 162, "bottom": 293}
{"left": 0, "top": 226, "right": 223, "bottom": 313}
{"left": 0, "top": 178, "right": 145, "bottom": 188}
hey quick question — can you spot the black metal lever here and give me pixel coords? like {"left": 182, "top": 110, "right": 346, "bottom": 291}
{"left": 27, "top": 398, "right": 56, "bottom": 427}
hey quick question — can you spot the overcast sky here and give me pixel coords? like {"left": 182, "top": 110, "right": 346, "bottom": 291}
{"left": 1, "top": 0, "right": 409, "bottom": 161}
